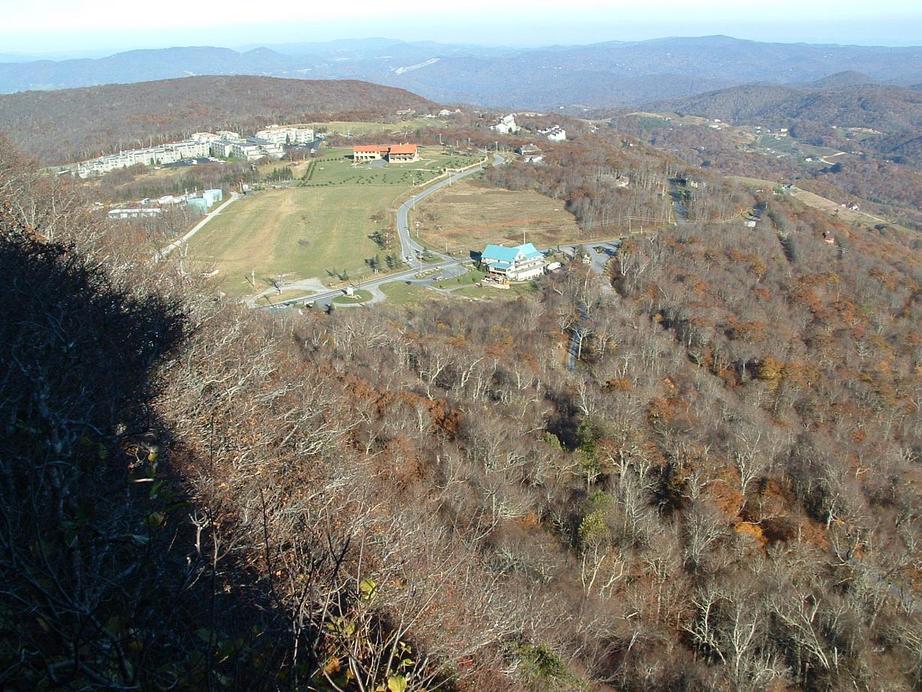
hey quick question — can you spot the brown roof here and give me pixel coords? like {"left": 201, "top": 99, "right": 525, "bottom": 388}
{"left": 353, "top": 145, "right": 390, "bottom": 153}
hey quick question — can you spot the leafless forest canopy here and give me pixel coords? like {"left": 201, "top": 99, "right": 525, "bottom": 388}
{"left": 1, "top": 96, "right": 921, "bottom": 692}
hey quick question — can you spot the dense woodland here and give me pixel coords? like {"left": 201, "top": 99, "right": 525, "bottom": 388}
{"left": 2, "top": 121, "right": 920, "bottom": 692}
{"left": 653, "top": 83, "right": 922, "bottom": 167}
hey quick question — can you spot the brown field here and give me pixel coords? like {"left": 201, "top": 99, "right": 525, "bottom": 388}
{"left": 411, "top": 180, "right": 583, "bottom": 252}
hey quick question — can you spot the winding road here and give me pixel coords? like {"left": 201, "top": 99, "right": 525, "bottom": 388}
{"left": 258, "top": 152, "right": 507, "bottom": 310}
{"left": 397, "top": 153, "right": 505, "bottom": 268}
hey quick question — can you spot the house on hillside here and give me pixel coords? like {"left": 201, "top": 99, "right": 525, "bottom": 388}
{"left": 480, "top": 243, "right": 546, "bottom": 281}
{"left": 491, "top": 114, "right": 520, "bottom": 135}
{"left": 352, "top": 144, "right": 419, "bottom": 163}
{"left": 539, "top": 125, "right": 567, "bottom": 142}
{"left": 516, "top": 144, "right": 544, "bottom": 163}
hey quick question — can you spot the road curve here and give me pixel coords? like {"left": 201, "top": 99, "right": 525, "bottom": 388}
{"left": 260, "top": 152, "right": 508, "bottom": 311}
{"left": 397, "top": 153, "right": 506, "bottom": 268}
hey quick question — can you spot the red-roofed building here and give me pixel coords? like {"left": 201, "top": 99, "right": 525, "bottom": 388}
{"left": 352, "top": 144, "right": 419, "bottom": 163}
{"left": 387, "top": 144, "right": 419, "bottom": 162}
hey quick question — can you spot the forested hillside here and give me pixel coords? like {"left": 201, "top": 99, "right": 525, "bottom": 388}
{"left": 1, "top": 137, "right": 920, "bottom": 689}
{"left": 654, "top": 83, "right": 922, "bottom": 167}
{"left": 0, "top": 76, "right": 435, "bottom": 163}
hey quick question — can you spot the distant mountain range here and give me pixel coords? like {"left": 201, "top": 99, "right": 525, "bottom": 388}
{"left": 0, "top": 76, "right": 434, "bottom": 164}
{"left": 2, "top": 36, "right": 922, "bottom": 109}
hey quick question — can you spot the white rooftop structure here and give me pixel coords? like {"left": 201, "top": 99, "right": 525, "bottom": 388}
{"left": 491, "top": 114, "right": 520, "bottom": 135}
{"left": 540, "top": 125, "right": 567, "bottom": 142}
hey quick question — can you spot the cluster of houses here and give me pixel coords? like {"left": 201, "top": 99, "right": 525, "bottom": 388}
{"left": 352, "top": 144, "right": 420, "bottom": 163}
{"left": 106, "top": 188, "right": 224, "bottom": 220}
{"left": 75, "top": 124, "right": 318, "bottom": 178}
{"left": 489, "top": 114, "right": 567, "bottom": 142}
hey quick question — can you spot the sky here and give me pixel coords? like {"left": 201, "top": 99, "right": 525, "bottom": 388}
{"left": 1, "top": 0, "right": 921, "bottom": 56}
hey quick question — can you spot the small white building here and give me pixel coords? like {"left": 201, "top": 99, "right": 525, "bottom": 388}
{"left": 107, "top": 207, "right": 162, "bottom": 220}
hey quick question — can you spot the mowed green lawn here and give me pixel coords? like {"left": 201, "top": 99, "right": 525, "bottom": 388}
{"left": 187, "top": 186, "right": 401, "bottom": 296}
{"left": 304, "top": 147, "right": 480, "bottom": 188}
{"left": 187, "top": 146, "right": 482, "bottom": 297}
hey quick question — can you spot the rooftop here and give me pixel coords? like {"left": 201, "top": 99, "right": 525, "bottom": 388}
{"left": 482, "top": 242, "right": 542, "bottom": 263}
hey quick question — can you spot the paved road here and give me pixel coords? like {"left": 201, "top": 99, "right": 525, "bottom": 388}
{"left": 259, "top": 152, "right": 507, "bottom": 311}
{"left": 154, "top": 192, "right": 239, "bottom": 261}
{"left": 259, "top": 259, "right": 468, "bottom": 311}
{"left": 397, "top": 153, "right": 506, "bottom": 268}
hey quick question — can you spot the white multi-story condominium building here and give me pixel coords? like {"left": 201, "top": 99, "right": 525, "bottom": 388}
{"left": 191, "top": 132, "right": 221, "bottom": 143}
{"left": 170, "top": 140, "right": 210, "bottom": 158}
{"left": 75, "top": 127, "right": 282, "bottom": 178}
{"left": 76, "top": 140, "right": 210, "bottom": 178}
{"left": 255, "top": 125, "right": 315, "bottom": 145}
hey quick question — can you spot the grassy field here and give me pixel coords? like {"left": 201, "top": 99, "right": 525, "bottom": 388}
{"left": 187, "top": 186, "right": 404, "bottom": 296}
{"left": 333, "top": 289, "right": 373, "bottom": 305}
{"left": 303, "top": 147, "right": 480, "bottom": 188}
{"left": 410, "top": 179, "right": 583, "bottom": 253}
{"left": 379, "top": 281, "right": 438, "bottom": 305}
{"left": 453, "top": 281, "right": 539, "bottom": 301}
{"left": 188, "top": 146, "right": 482, "bottom": 297}
{"left": 433, "top": 268, "right": 485, "bottom": 289}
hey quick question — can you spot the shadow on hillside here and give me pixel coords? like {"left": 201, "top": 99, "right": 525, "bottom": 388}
{"left": 0, "top": 227, "right": 295, "bottom": 687}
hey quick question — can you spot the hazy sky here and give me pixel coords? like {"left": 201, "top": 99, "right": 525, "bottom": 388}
{"left": 1, "top": 0, "right": 920, "bottom": 55}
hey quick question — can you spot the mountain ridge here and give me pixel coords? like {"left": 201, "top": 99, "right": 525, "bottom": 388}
{"left": 0, "top": 75, "right": 435, "bottom": 164}
{"left": 2, "top": 36, "right": 922, "bottom": 108}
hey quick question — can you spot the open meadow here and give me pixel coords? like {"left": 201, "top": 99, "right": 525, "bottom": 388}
{"left": 303, "top": 146, "right": 480, "bottom": 187}
{"left": 187, "top": 185, "right": 403, "bottom": 296}
{"left": 186, "top": 146, "right": 481, "bottom": 296}
{"left": 409, "top": 179, "right": 583, "bottom": 253}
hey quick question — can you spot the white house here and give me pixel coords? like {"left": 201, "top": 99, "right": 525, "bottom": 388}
{"left": 480, "top": 243, "right": 546, "bottom": 281}
{"left": 540, "top": 125, "right": 567, "bottom": 142}
{"left": 491, "top": 114, "right": 520, "bottom": 135}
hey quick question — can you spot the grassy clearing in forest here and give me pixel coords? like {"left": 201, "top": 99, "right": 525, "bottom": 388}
{"left": 411, "top": 179, "right": 582, "bottom": 253}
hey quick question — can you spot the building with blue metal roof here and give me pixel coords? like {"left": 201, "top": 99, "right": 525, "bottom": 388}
{"left": 480, "top": 243, "right": 546, "bottom": 281}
